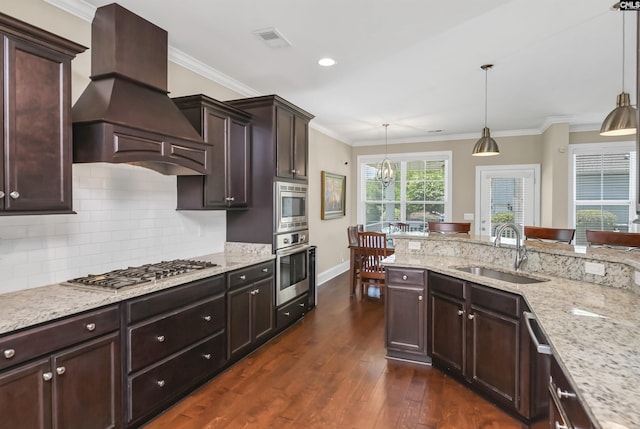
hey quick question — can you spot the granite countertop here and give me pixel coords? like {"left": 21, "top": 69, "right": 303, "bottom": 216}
{"left": 384, "top": 252, "right": 640, "bottom": 429}
{"left": 0, "top": 250, "right": 275, "bottom": 335}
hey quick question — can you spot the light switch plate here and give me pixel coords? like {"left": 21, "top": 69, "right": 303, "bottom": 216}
{"left": 585, "top": 261, "right": 605, "bottom": 276}
{"left": 463, "top": 213, "right": 474, "bottom": 220}
{"left": 408, "top": 241, "right": 421, "bottom": 250}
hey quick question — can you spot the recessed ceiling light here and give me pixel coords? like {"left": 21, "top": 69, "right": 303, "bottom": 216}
{"left": 318, "top": 58, "right": 336, "bottom": 67}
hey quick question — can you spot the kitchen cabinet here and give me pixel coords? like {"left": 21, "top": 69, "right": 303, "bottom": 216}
{"left": 227, "top": 261, "right": 275, "bottom": 359}
{"left": 276, "top": 292, "right": 308, "bottom": 329}
{"left": 549, "top": 355, "right": 595, "bottom": 429}
{"left": 123, "top": 275, "right": 226, "bottom": 427}
{"left": 385, "top": 267, "right": 429, "bottom": 363}
{"left": 174, "top": 94, "right": 252, "bottom": 209}
{"left": 0, "top": 306, "right": 120, "bottom": 429}
{"left": 0, "top": 13, "right": 85, "bottom": 215}
{"left": 276, "top": 106, "right": 309, "bottom": 180}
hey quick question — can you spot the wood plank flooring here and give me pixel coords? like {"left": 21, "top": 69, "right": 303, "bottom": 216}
{"left": 144, "top": 273, "right": 537, "bottom": 429}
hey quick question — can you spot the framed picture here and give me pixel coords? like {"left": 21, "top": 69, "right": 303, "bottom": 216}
{"left": 321, "top": 171, "right": 346, "bottom": 220}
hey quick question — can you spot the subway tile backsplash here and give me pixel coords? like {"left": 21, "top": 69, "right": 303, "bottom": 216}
{"left": 0, "top": 163, "right": 226, "bottom": 294}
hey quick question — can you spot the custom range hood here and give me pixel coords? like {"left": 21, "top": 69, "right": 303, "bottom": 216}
{"left": 72, "top": 3, "right": 211, "bottom": 175}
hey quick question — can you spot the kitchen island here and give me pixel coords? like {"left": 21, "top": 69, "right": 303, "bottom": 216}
{"left": 385, "top": 232, "right": 640, "bottom": 429}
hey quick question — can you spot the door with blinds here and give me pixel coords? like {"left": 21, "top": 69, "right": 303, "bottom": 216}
{"left": 476, "top": 165, "right": 539, "bottom": 237}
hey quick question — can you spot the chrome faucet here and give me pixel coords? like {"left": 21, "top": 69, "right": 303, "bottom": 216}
{"left": 493, "top": 223, "right": 528, "bottom": 271}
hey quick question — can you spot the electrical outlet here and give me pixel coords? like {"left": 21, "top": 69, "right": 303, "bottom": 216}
{"left": 463, "top": 213, "right": 474, "bottom": 220}
{"left": 585, "top": 262, "right": 605, "bottom": 276}
{"left": 408, "top": 241, "right": 421, "bottom": 250}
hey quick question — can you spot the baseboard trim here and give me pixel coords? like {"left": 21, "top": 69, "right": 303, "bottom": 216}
{"left": 317, "top": 260, "right": 349, "bottom": 286}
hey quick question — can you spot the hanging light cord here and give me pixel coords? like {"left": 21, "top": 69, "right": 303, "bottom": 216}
{"left": 384, "top": 123, "right": 389, "bottom": 155}
{"left": 621, "top": 12, "right": 625, "bottom": 93}
{"left": 484, "top": 67, "right": 488, "bottom": 128}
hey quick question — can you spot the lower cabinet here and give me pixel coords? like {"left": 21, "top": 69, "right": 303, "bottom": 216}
{"left": 0, "top": 306, "right": 121, "bottom": 429}
{"left": 549, "top": 355, "right": 595, "bottom": 429}
{"left": 385, "top": 267, "right": 428, "bottom": 363}
{"left": 276, "top": 292, "right": 308, "bottom": 329}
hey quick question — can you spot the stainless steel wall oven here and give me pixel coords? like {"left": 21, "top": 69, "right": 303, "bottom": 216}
{"left": 275, "top": 230, "right": 310, "bottom": 306}
{"left": 275, "top": 181, "right": 308, "bottom": 233}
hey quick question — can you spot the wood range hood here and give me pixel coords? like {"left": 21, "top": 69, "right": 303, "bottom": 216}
{"left": 72, "top": 3, "right": 212, "bottom": 175}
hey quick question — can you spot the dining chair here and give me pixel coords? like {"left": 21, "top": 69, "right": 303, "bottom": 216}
{"left": 427, "top": 222, "right": 471, "bottom": 235}
{"left": 347, "top": 225, "right": 365, "bottom": 296}
{"left": 585, "top": 230, "right": 640, "bottom": 249}
{"left": 357, "top": 231, "right": 389, "bottom": 300}
{"left": 524, "top": 226, "right": 575, "bottom": 244}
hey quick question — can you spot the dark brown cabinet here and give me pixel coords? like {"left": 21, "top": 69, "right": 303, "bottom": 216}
{"left": 124, "top": 275, "right": 226, "bottom": 426}
{"left": 0, "top": 306, "right": 121, "bottom": 429}
{"left": 0, "top": 13, "right": 85, "bottom": 215}
{"left": 385, "top": 267, "right": 429, "bottom": 363}
{"left": 227, "top": 261, "right": 275, "bottom": 359}
{"left": 549, "top": 355, "right": 595, "bottom": 429}
{"left": 276, "top": 106, "right": 309, "bottom": 180}
{"left": 174, "top": 95, "right": 252, "bottom": 209}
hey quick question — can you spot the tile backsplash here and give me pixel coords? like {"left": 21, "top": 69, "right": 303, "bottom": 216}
{"left": 0, "top": 163, "right": 226, "bottom": 294}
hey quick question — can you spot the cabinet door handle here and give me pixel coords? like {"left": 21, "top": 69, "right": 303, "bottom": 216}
{"left": 156, "top": 335, "right": 165, "bottom": 343}
{"left": 3, "top": 349, "right": 15, "bottom": 359}
{"left": 467, "top": 314, "right": 475, "bottom": 320}
{"left": 524, "top": 311, "right": 552, "bottom": 355}
{"left": 0, "top": 191, "right": 4, "bottom": 199}
{"left": 299, "top": 302, "right": 305, "bottom": 307}
{"left": 203, "top": 353, "right": 212, "bottom": 360}
{"left": 262, "top": 268, "right": 268, "bottom": 273}
{"left": 240, "top": 275, "right": 246, "bottom": 280}
{"left": 254, "top": 289, "right": 260, "bottom": 294}
{"left": 291, "top": 169, "right": 297, "bottom": 174}
{"left": 56, "top": 366, "right": 66, "bottom": 376}
{"left": 9, "top": 191, "right": 19, "bottom": 199}
{"left": 225, "top": 196, "right": 235, "bottom": 201}
{"left": 43, "top": 372, "right": 53, "bottom": 381}
{"left": 284, "top": 312, "right": 290, "bottom": 316}
{"left": 402, "top": 274, "right": 408, "bottom": 280}
{"left": 85, "top": 323, "right": 96, "bottom": 331}
{"left": 203, "top": 315, "right": 212, "bottom": 322}
{"left": 157, "top": 380, "right": 165, "bottom": 387}
{"left": 555, "top": 422, "right": 569, "bottom": 429}
{"left": 418, "top": 295, "right": 423, "bottom": 301}
{"left": 556, "top": 388, "right": 576, "bottom": 399}
{"left": 457, "top": 310, "right": 464, "bottom": 316}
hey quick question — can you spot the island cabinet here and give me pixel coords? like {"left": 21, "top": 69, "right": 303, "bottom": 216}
{"left": 0, "top": 13, "right": 85, "bottom": 215}
{"left": 227, "top": 261, "right": 275, "bottom": 360}
{"left": 0, "top": 305, "right": 121, "bottom": 429}
{"left": 549, "top": 355, "right": 595, "bottom": 429}
{"left": 427, "top": 272, "right": 524, "bottom": 415}
{"left": 123, "top": 275, "right": 226, "bottom": 427}
{"left": 385, "top": 267, "right": 429, "bottom": 363}
{"left": 173, "top": 94, "right": 252, "bottom": 209}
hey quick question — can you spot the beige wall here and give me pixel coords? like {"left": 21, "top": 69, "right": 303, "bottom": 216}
{"left": 541, "top": 123, "right": 570, "bottom": 227}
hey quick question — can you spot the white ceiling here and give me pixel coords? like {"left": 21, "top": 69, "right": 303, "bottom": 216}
{"left": 52, "top": 0, "right": 636, "bottom": 146}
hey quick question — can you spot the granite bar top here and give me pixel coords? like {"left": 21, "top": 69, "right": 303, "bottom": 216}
{"left": 0, "top": 246, "right": 275, "bottom": 335}
{"left": 384, "top": 251, "right": 640, "bottom": 429}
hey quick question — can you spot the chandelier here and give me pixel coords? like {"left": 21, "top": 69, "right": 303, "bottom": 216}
{"left": 376, "top": 123, "right": 396, "bottom": 188}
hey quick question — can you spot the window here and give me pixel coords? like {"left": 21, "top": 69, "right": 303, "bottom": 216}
{"left": 570, "top": 142, "right": 637, "bottom": 245}
{"left": 358, "top": 151, "right": 452, "bottom": 232}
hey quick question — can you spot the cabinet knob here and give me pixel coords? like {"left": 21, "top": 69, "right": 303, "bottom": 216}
{"left": 555, "top": 422, "right": 569, "bottom": 429}
{"left": 467, "top": 314, "right": 475, "bottom": 320}
{"left": 203, "top": 315, "right": 212, "bottom": 322}
{"left": 284, "top": 312, "right": 290, "bottom": 316}
{"left": 0, "top": 191, "right": 4, "bottom": 199}
{"left": 556, "top": 387, "right": 576, "bottom": 399}
{"left": 156, "top": 335, "right": 165, "bottom": 343}
{"left": 56, "top": 366, "right": 66, "bottom": 376}
{"left": 262, "top": 268, "right": 269, "bottom": 273}
{"left": 402, "top": 275, "right": 408, "bottom": 280}
{"left": 203, "top": 353, "right": 212, "bottom": 360}
{"left": 157, "top": 380, "right": 165, "bottom": 387}
{"left": 85, "top": 323, "right": 96, "bottom": 331}
{"left": 254, "top": 289, "right": 260, "bottom": 294}
{"left": 240, "top": 275, "right": 246, "bottom": 280}
{"left": 43, "top": 372, "right": 53, "bottom": 382}
{"left": 299, "top": 302, "right": 305, "bottom": 307}
{"left": 418, "top": 295, "right": 423, "bottom": 301}
{"left": 9, "top": 191, "right": 19, "bottom": 199}
{"left": 457, "top": 310, "right": 464, "bottom": 316}
{"left": 291, "top": 169, "right": 297, "bottom": 174}
{"left": 225, "top": 196, "right": 235, "bottom": 201}
{"left": 3, "top": 349, "right": 15, "bottom": 359}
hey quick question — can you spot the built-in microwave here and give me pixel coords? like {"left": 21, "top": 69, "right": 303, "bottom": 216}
{"left": 275, "top": 181, "right": 308, "bottom": 233}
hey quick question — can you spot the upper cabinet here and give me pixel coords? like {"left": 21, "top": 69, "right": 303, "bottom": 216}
{"left": 173, "top": 95, "right": 252, "bottom": 210}
{"left": 0, "top": 13, "right": 86, "bottom": 215}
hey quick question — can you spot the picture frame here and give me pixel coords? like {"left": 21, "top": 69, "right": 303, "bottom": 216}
{"left": 321, "top": 171, "right": 346, "bottom": 220}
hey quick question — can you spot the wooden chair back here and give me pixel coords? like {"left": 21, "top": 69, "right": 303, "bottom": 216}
{"left": 357, "top": 231, "right": 388, "bottom": 300}
{"left": 389, "top": 222, "right": 410, "bottom": 232}
{"left": 524, "top": 226, "right": 575, "bottom": 244}
{"left": 585, "top": 230, "right": 640, "bottom": 248}
{"left": 428, "top": 222, "right": 471, "bottom": 234}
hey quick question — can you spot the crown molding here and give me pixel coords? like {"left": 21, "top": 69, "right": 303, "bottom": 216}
{"left": 44, "top": 0, "right": 95, "bottom": 21}
{"left": 569, "top": 123, "right": 601, "bottom": 133}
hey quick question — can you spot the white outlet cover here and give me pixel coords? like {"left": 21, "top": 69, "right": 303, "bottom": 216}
{"left": 408, "top": 241, "right": 421, "bottom": 250}
{"left": 585, "top": 261, "right": 605, "bottom": 276}
{"left": 463, "top": 213, "right": 474, "bottom": 220}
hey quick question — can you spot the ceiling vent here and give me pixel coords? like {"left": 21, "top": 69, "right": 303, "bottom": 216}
{"left": 253, "top": 27, "right": 292, "bottom": 48}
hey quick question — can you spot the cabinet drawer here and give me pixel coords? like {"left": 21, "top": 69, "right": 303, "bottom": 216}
{"left": 128, "top": 295, "right": 225, "bottom": 372}
{"left": 428, "top": 272, "right": 464, "bottom": 299}
{"left": 277, "top": 293, "right": 307, "bottom": 329}
{"left": 550, "top": 356, "right": 593, "bottom": 428}
{"left": 387, "top": 267, "right": 426, "bottom": 286}
{"left": 128, "top": 331, "right": 226, "bottom": 423}
{"left": 469, "top": 283, "right": 519, "bottom": 318}
{"left": 126, "top": 275, "right": 225, "bottom": 324}
{"left": 0, "top": 305, "right": 119, "bottom": 371}
{"left": 228, "top": 261, "right": 274, "bottom": 290}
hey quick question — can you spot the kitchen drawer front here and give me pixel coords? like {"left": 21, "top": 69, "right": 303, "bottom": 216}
{"left": 469, "top": 283, "right": 519, "bottom": 318}
{"left": 127, "top": 331, "right": 226, "bottom": 424}
{"left": 387, "top": 267, "right": 426, "bottom": 286}
{"left": 428, "top": 272, "right": 464, "bottom": 300}
{"left": 550, "top": 356, "right": 594, "bottom": 429}
{"left": 276, "top": 293, "right": 308, "bottom": 329}
{"left": 228, "top": 261, "right": 274, "bottom": 290}
{"left": 0, "top": 305, "right": 119, "bottom": 371}
{"left": 128, "top": 295, "right": 225, "bottom": 372}
{"left": 126, "top": 275, "right": 225, "bottom": 324}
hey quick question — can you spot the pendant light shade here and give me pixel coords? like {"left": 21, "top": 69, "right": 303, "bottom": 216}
{"left": 375, "top": 123, "right": 396, "bottom": 188}
{"left": 472, "top": 64, "right": 500, "bottom": 156}
{"left": 600, "top": 11, "right": 637, "bottom": 136}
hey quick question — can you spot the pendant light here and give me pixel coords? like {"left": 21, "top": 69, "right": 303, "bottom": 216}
{"left": 375, "top": 123, "right": 396, "bottom": 188}
{"left": 600, "top": 10, "right": 637, "bottom": 136}
{"left": 472, "top": 64, "right": 500, "bottom": 156}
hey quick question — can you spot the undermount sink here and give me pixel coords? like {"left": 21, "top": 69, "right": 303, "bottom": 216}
{"left": 454, "top": 266, "right": 548, "bottom": 284}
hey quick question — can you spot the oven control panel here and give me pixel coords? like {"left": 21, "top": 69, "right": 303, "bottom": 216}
{"left": 275, "top": 229, "right": 309, "bottom": 251}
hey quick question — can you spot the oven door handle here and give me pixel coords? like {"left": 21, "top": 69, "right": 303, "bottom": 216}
{"left": 277, "top": 245, "right": 311, "bottom": 257}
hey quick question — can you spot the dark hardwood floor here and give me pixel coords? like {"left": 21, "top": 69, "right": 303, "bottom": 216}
{"left": 144, "top": 273, "right": 539, "bottom": 429}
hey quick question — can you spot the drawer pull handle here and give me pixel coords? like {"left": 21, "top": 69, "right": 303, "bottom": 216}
{"left": 203, "top": 315, "right": 212, "bottom": 322}
{"left": 299, "top": 302, "right": 305, "bottom": 307}
{"left": 56, "top": 366, "right": 66, "bottom": 376}
{"left": 85, "top": 323, "right": 96, "bottom": 331}
{"left": 157, "top": 380, "right": 165, "bottom": 387}
{"left": 524, "top": 311, "right": 552, "bottom": 355}
{"left": 240, "top": 275, "right": 246, "bottom": 280}
{"left": 203, "top": 353, "right": 212, "bottom": 360}
{"left": 225, "top": 196, "right": 235, "bottom": 201}
{"left": 262, "top": 268, "right": 268, "bottom": 272}
{"left": 43, "top": 372, "right": 53, "bottom": 381}
{"left": 402, "top": 275, "right": 408, "bottom": 280}
{"left": 467, "top": 314, "right": 475, "bottom": 320}
{"left": 3, "top": 349, "right": 15, "bottom": 359}
{"left": 555, "top": 422, "right": 569, "bottom": 429}
{"left": 284, "top": 312, "right": 290, "bottom": 316}
{"left": 157, "top": 335, "right": 165, "bottom": 343}
{"left": 457, "top": 310, "right": 464, "bottom": 316}
{"left": 557, "top": 388, "right": 576, "bottom": 399}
